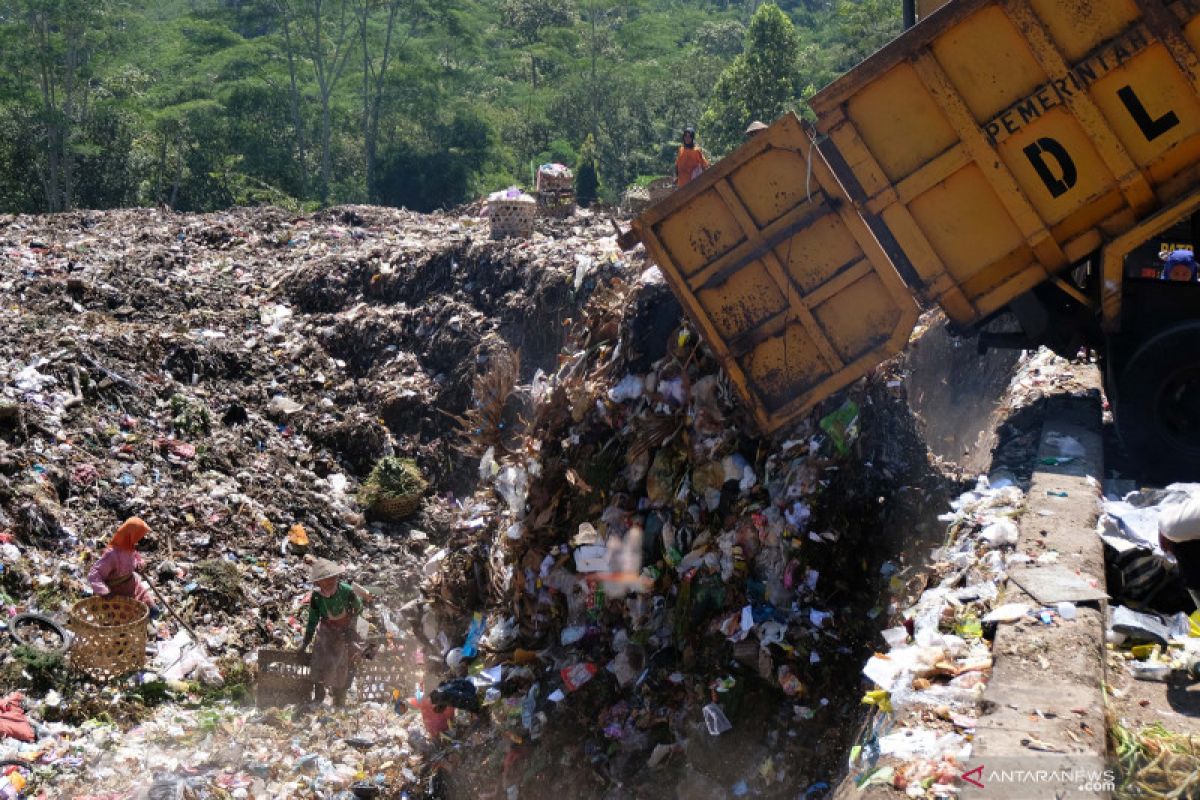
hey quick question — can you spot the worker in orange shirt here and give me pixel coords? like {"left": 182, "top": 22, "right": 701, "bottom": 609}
{"left": 675, "top": 126, "right": 709, "bottom": 188}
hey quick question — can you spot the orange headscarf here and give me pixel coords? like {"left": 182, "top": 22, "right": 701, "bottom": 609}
{"left": 111, "top": 517, "right": 149, "bottom": 551}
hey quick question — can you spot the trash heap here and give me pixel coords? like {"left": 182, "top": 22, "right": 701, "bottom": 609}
{"left": 1100, "top": 483, "right": 1200, "bottom": 681}
{"left": 0, "top": 204, "right": 624, "bottom": 794}
{"left": 843, "top": 349, "right": 1099, "bottom": 796}
{"left": 415, "top": 265, "right": 956, "bottom": 797}
{"left": 846, "top": 477, "right": 1019, "bottom": 794}
{"left": 12, "top": 703, "right": 437, "bottom": 798}
{"left": 0, "top": 203, "right": 959, "bottom": 798}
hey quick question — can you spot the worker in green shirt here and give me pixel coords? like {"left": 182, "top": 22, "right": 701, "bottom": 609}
{"left": 301, "top": 558, "right": 363, "bottom": 707}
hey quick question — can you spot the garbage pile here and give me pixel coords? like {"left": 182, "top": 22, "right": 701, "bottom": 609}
{"left": 0, "top": 203, "right": 962, "bottom": 798}
{"left": 411, "top": 262, "right": 958, "bottom": 797}
{"left": 0, "top": 204, "right": 620, "bottom": 790}
{"left": 845, "top": 477, "right": 1023, "bottom": 795}
{"left": 9, "top": 702, "right": 440, "bottom": 798}
{"left": 842, "top": 349, "right": 1103, "bottom": 796}
{"left": 1100, "top": 483, "right": 1200, "bottom": 681}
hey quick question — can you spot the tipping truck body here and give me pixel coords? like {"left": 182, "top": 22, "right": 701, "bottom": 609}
{"left": 629, "top": 0, "right": 1200, "bottom": 478}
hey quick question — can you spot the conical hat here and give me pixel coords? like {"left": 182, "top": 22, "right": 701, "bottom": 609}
{"left": 309, "top": 558, "right": 345, "bottom": 582}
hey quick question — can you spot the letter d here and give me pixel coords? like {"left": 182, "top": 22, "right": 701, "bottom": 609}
{"left": 1023, "top": 138, "right": 1077, "bottom": 198}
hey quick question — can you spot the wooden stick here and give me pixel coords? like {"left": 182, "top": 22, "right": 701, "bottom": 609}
{"left": 140, "top": 575, "right": 204, "bottom": 651}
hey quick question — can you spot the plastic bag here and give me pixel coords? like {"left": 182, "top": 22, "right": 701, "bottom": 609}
{"left": 430, "top": 678, "right": 481, "bottom": 713}
{"left": 819, "top": 400, "right": 859, "bottom": 456}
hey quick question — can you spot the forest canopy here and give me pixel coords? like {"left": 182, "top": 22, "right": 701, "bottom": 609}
{"left": 0, "top": 0, "right": 901, "bottom": 214}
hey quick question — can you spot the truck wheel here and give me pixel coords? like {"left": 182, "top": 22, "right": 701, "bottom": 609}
{"left": 1116, "top": 323, "right": 1200, "bottom": 481}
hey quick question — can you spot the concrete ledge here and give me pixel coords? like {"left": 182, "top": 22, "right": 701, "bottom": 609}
{"left": 968, "top": 397, "right": 1110, "bottom": 798}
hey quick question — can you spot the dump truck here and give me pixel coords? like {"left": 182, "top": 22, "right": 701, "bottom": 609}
{"left": 623, "top": 0, "right": 1200, "bottom": 480}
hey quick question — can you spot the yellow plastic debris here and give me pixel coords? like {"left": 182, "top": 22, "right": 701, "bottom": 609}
{"left": 1130, "top": 644, "right": 1156, "bottom": 660}
{"left": 288, "top": 523, "right": 309, "bottom": 547}
{"left": 861, "top": 689, "right": 893, "bottom": 713}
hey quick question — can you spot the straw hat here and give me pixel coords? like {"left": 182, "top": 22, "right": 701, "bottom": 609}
{"left": 744, "top": 120, "right": 768, "bottom": 136}
{"left": 309, "top": 558, "right": 346, "bottom": 582}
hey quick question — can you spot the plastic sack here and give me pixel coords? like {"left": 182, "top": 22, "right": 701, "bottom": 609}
{"left": 430, "top": 677, "right": 481, "bottom": 713}
{"left": 819, "top": 400, "right": 859, "bottom": 456}
{"left": 1159, "top": 492, "right": 1200, "bottom": 543}
{"left": 702, "top": 703, "right": 732, "bottom": 735}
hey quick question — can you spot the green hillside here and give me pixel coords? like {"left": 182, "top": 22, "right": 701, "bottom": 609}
{"left": 0, "top": 0, "right": 901, "bottom": 213}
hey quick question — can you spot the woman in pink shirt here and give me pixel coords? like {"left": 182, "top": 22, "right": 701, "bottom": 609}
{"left": 87, "top": 517, "right": 156, "bottom": 609}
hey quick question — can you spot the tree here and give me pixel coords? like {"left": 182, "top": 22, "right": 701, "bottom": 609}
{"left": 355, "top": 0, "right": 410, "bottom": 202}
{"left": 273, "top": 0, "right": 357, "bottom": 204}
{"left": 693, "top": 19, "right": 745, "bottom": 57}
{"left": 699, "top": 2, "right": 799, "bottom": 156}
{"left": 500, "top": 0, "right": 575, "bottom": 89}
{"left": 574, "top": 132, "right": 598, "bottom": 206}
{"left": 0, "top": 0, "right": 116, "bottom": 211}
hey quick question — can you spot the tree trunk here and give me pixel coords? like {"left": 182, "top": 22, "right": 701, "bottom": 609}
{"left": 280, "top": 16, "right": 309, "bottom": 198}
{"left": 319, "top": 98, "right": 331, "bottom": 205}
{"left": 61, "top": 37, "right": 77, "bottom": 211}
{"left": 360, "top": 3, "right": 372, "bottom": 201}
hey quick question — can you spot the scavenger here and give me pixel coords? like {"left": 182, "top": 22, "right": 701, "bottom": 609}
{"left": 300, "top": 558, "right": 364, "bottom": 707}
{"left": 675, "top": 126, "right": 709, "bottom": 188}
{"left": 87, "top": 516, "right": 157, "bottom": 612}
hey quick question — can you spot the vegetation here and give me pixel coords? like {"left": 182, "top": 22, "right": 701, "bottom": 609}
{"left": 1110, "top": 717, "right": 1200, "bottom": 797}
{"left": 360, "top": 456, "right": 427, "bottom": 504}
{"left": 0, "top": 1, "right": 902, "bottom": 214}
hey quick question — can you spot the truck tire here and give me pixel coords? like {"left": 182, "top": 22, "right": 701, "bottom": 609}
{"left": 1116, "top": 322, "right": 1200, "bottom": 481}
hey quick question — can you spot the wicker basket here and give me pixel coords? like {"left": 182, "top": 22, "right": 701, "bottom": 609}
{"left": 536, "top": 169, "right": 573, "bottom": 193}
{"left": 488, "top": 198, "right": 536, "bottom": 239}
{"left": 68, "top": 596, "right": 148, "bottom": 682}
{"left": 537, "top": 190, "right": 575, "bottom": 218}
{"left": 256, "top": 636, "right": 407, "bottom": 707}
{"left": 370, "top": 492, "right": 422, "bottom": 521}
{"left": 353, "top": 636, "right": 409, "bottom": 704}
{"left": 256, "top": 648, "right": 315, "bottom": 707}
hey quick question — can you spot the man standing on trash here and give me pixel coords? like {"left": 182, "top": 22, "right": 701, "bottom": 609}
{"left": 87, "top": 517, "right": 157, "bottom": 615}
{"left": 675, "top": 126, "right": 709, "bottom": 188}
{"left": 301, "top": 558, "right": 364, "bottom": 707}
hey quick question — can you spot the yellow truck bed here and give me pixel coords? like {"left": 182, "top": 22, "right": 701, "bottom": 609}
{"left": 631, "top": 115, "right": 919, "bottom": 432}
{"left": 810, "top": 0, "right": 1200, "bottom": 328}
{"left": 633, "top": 0, "right": 1200, "bottom": 434}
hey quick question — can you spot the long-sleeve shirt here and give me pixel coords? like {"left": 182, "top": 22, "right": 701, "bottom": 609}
{"left": 87, "top": 549, "right": 153, "bottom": 605}
{"left": 303, "top": 582, "right": 362, "bottom": 644}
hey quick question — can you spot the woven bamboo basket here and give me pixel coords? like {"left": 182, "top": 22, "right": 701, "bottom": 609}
{"left": 536, "top": 170, "right": 573, "bottom": 193}
{"left": 353, "top": 636, "right": 408, "bottom": 704}
{"left": 256, "top": 648, "right": 315, "bottom": 707}
{"left": 537, "top": 190, "right": 575, "bottom": 219}
{"left": 488, "top": 198, "right": 536, "bottom": 239}
{"left": 68, "top": 596, "right": 148, "bottom": 682}
{"left": 369, "top": 491, "right": 422, "bottom": 521}
{"left": 256, "top": 636, "right": 406, "bottom": 707}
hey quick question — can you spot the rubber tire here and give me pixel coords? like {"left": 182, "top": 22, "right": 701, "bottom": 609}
{"left": 1115, "top": 322, "right": 1200, "bottom": 482}
{"left": 8, "top": 612, "right": 70, "bottom": 653}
